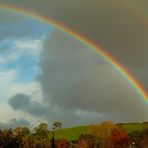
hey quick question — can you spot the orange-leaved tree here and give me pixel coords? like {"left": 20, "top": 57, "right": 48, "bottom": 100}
{"left": 89, "top": 121, "right": 116, "bottom": 147}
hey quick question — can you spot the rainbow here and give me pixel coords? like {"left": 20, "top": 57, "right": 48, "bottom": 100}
{"left": 0, "top": 3, "right": 147, "bottom": 101}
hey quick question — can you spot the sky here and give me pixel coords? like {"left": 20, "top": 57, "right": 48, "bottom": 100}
{"left": 0, "top": 0, "right": 147, "bottom": 129}
{"left": 1, "top": 0, "right": 147, "bottom": 91}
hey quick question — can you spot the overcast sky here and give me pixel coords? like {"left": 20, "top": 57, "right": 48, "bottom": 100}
{"left": 0, "top": 0, "right": 147, "bottom": 129}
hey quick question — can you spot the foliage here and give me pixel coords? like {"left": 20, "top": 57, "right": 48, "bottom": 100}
{"left": 55, "top": 139, "right": 69, "bottom": 148}
{"left": 89, "top": 121, "right": 117, "bottom": 147}
{"left": 139, "top": 128, "right": 148, "bottom": 147}
{"left": 109, "top": 127, "right": 129, "bottom": 148}
{"left": 13, "top": 127, "right": 30, "bottom": 137}
{"left": 0, "top": 129, "right": 23, "bottom": 148}
{"left": 34, "top": 123, "right": 50, "bottom": 141}
{"left": 53, "top": 121, "right": 62, "bottom": 130}
{"left": 76, "top": 134, "right": 98, "bottom": 148}
{"left": 128, "top": 130, "right": 142, "bottom": 147}
{"left": 0, "top": 121, "right": 148, "bottom": 147}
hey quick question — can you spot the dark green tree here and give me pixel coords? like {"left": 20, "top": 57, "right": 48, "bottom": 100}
{"left": 34, "top": 123, "right": 50, "bottom": 141}
{"left": 53, "top": 121, "right": 62, "bottom": 129}
{"left": 128, "top": 130, "right": 141, "bottom": 147}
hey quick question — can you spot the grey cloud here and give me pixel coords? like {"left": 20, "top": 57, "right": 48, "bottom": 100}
{"left": 37, "top": 31, "right": 148, "bottom": 126}
{"left": 9, "top": 93, "right": 48, "bottom": 117}
{"left": 8, "top": 93, "right": 105, "bottom": 127}
{"left": 0, "top": 118, "right": 30, "bottom": 129}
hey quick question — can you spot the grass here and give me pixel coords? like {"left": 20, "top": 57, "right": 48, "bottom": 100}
{"left": 54, "top": 125, "right": 90, "bottom": 141}
{"left": 122, "top": 123, "right": 148, "bottom": 133}
{"left": 53, "top": 123, "right": 148, "bottom": 141}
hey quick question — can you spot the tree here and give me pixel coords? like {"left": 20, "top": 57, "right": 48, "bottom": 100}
{"left": 56, "top": 139, "right": 69, "bottom": 148}
{"left": 76, "top": 134, "right": 98, "bottom": 148}
{"left": 109, "top": 127, "right": 129, "bottom": 148}
{"left": 90, "top": 121, "right": 116, "bottom": 147}
{"left": 1, "top": 129, "right": 23, "bottom": 148}
{"left": 34, "top": 123, "right": 50, "bottom": 141}
{"left": 13, "top": 127, "right": 30, "bottom": 137}
{"left": 53, "top": 121, "right": 62, "bottom": 129}
{"left": 128, "top": 130, "right": 141, "bottom": 147}
{"left": 140, "top": 128, "right": 148, "bottom": 147}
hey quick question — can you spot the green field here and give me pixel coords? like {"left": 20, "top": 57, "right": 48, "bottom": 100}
{"left": 122, "top": 123, "right": 148, "bottom": 133}
{"left": 53, "top": 123, "right": 148, "bottom": 141}
{"left": 54, "top": 125, "right": 90, "bottom": 141}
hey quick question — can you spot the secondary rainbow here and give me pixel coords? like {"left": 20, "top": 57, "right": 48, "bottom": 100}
{"left": 0, "top": 3, "right": 147, "bottom": 101}
{"left": 123, "top": 0, "right": 148, "bottom": 27}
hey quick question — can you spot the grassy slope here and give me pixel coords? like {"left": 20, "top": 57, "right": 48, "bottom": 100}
{"left": 54, "top": 123, "right": 148, "bottom": 141}
{"left": 54, "top": 125, "right": 90, "bottom": 141}
{"left": 122, "top": 123, "right": 148, "bottom": 133}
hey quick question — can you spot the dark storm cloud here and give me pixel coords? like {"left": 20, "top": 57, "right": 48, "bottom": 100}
{"left": 9, "top": 93, "right": 48, "bottom": 117}
{"left": 37, "top": 31, "right": 148, "bottom": 126}
{"left": 0, "top": 118, "right": 30, "bottom": 129}
{"left": 8, "top": 93, "right": 106, "bottom": 127}
{"left": 1, "top": 0, "right": 147, "bottom": 90}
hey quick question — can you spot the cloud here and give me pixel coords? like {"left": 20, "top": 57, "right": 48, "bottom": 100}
{"left": 0, "top": 69, "right": 17, "bottom": 85}
{"left": 0, "top": 38, "right": 43, "bottom": 64}
{"left": 0, "top": 118, "right": 30, "bottom": 129}
{"left": 0, "top": 37, "right": 45, "bottom": 127}
{"left": 36, "top": 31, "right": 148, "bottom": 127}
{"left": 0, "top": 37, "right": 44, "bottom": 101}
{"left": 14, "top": 39, "right": 43, "bottom": 57}
{"left": 9, "top": 93, "right": 48, "bottom": 118}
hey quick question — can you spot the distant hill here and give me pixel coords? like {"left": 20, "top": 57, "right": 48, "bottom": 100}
{"left": 53, "top": 122, "right": 148, "bottom": 141}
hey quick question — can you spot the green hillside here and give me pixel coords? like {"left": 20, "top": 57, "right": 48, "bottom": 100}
{"left": 54, "top": 125, "right": 90, "bottom": 141}
{"left": 53, "top": 123, "right": 148, "bottom": 141}
{"left": 122, "top": 123, "right": 148, "bottom": 133}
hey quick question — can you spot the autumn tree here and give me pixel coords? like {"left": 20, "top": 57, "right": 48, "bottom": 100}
{"left": 76, "top": 134, "right": 98, "bottom": 148}
{"left": 139, "top": 128, "right": 148, "bottom": 148}
{"left": 0, "top": 129, "right": 23, "bottom": 148}
{"left": 90, "top": 121, "right": 116, "bottom": 147}
{"left": 13, "top": 127, "right": 30, "bottom": 137}
{"left": 109, "top": 127, "right": 129, "bottom": 148}
{"left": 55, "top": 139, "right": 69, "bottom": 148}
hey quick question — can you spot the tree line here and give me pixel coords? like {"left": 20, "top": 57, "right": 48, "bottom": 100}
{"left": 0, "top": 121, "right": 148, "bottom": 148}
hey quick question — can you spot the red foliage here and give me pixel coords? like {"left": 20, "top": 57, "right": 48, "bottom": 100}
{"left": 76, "top": 134, "right": 97, "bottom": 148}
{"left": 140, "top": 129, "right": 148, "bottom": 147}
{"left": 109, "top": 127, "right": 129, "bottom": 148}
{"left": 56, "top": 139, "right": 69, "bottom": 148}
